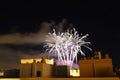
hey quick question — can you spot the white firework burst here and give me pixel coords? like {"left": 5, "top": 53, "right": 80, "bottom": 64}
{"left": 44, "top": 28, "right": 91, "bottom": 67}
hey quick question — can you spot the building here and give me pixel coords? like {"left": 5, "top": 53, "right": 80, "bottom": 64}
{"left": 0, "top": 69, "right": 19, "bottom": 78}
{"left": 20, "top": 58, "right": 53, "bottom": 77}
{"left": 20, "top": 51, "right": 115, "bottom": 78}
{"left": 4, "top": 69, "right": 19, "bottom": 78}
{"left": 78, "top": 51, "right": 114, "bottom": 77}
{"left": 20, "top": 57, "right": 70, "bottom": 77}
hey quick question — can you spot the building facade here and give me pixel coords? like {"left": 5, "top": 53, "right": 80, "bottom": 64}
{"left": 78, "top": 51, "right": 114, "bottom": 77}
{"left": 20, "top": 51, "right": 114, "bottom": 78}
{"left": 20, "top": 58, "right": 70, "bottom": 77}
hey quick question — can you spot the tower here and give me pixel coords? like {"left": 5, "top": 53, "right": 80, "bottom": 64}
{"left": 94, "top": 51, "right": 102, "bottom": 59}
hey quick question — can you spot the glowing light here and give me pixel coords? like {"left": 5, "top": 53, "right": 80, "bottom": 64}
{"left": 0, "top": 72, "right": 4, "bottom": 76}
{"left": 21, "top": 58, "right": 53, "bottom": 64}
{"left": 44, "top": 28, "right": 91, "bottom": 68}
{"left": 70, "top": 70, "right": 80, "bottom": 77}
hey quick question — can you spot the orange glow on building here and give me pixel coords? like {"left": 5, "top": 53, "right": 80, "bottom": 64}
{"left": 0, "top": 72, "right": 4, "bottom": 77}
{"left": 19, "top": 51, "right": 115, "bottom": 78}
{"left": 21, "top": 58, "right": 53, "bottom": 64}
{"left": 78, "top": 51, "right": 114, "bottom": 77}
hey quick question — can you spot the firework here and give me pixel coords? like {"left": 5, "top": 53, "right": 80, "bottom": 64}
{"left": 44, "top": 28, "right": 91, "bottom": 68}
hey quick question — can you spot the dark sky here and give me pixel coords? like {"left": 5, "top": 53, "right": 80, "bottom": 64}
{"left": 0, "top": 1, "right": 120, "bottom": 69}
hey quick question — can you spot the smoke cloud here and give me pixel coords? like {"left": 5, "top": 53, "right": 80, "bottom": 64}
{"left": 0, "top": 19, "right": 72, "bottom": 69}
{"left": 0, "top": 19, "right": 70, "bottom": 44}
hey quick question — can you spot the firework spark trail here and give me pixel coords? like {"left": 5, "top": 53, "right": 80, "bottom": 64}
{"left": 44, "top": 28, "right": 91, "bottom": 68}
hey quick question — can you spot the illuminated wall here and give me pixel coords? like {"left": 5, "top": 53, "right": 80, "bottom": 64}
{"left": 94, "top": 59, "right": 114, "bottom": 77}
{"left": 20, "top": 58, "right": 70, "bottom": 78}
{"left": 70, "top": 70, "right": 80, "bottom": 77}
{"left": 20, "top": 58, "right": 53, "bottom": 77}
{"left": 20, "top": 64, "right": 32, "bottom": 77}
{"left": 0, "top": 71, "right": 4, "bottom": 77}
{"left": 21, "top": 58, "right": 53, "bottom": 64}
{"left": 79, "top": 60, "right": 94, "bottom": 77}
{"left": 78, "top": 53, "right": 114, "bottom": 77}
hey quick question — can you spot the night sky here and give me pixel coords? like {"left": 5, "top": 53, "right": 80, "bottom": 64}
{"left": 0, "top": 1, "right": 120, "bottom": 69}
